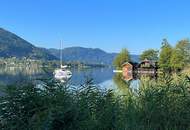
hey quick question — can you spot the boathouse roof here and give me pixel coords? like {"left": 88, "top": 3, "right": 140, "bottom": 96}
{"left": 138, "top": 59, "right": 157, "bottom": 68}
{"left": 122, "top": 62, "right": 133, "bottom": 67}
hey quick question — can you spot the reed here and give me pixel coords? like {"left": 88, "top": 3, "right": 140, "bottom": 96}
{"left": 0, "top": 76, "right": 190, "bottom": 130}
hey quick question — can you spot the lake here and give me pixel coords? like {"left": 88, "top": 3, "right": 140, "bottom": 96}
{"left": 0, "top": 66, "right": 139, "bottom": 94}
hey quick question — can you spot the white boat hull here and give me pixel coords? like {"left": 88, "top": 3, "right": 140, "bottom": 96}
{"left": 54, "top": 69, "right": 72, "bottom": 81}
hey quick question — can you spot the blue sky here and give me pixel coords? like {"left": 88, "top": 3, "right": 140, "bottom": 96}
{"left": 1, "top": 0, "right": 190, "bottom": 54}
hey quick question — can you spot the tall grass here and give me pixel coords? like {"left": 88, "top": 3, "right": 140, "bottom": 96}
{"left": 0, "top": 76, "right": 190, "bottom": 130}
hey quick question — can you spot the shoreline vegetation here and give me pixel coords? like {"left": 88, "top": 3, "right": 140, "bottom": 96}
{"left": 0, "top": 57, "right": 109, "bottom": 69}
{"left": 0, "top": 76, "right": 190, "bottom": 130}
{"left": 113, "top": 39, "right": 190, "bottom": 77}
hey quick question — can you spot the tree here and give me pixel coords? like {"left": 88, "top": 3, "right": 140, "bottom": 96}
{"left": 140, "top": 49, "right": 159, "bottom": 61}
{"left": 158, "top": 39, "right": 173, "bottom": 72}
{"left": 113, "top": 48, "right": 131, "bottom": 69}
{"left": 175, "top": 39, "right": 190, "bottom": 64}
{"left": 170, "top": 48, "right": 184, "bottom": 71}
{"left": 170, "top": 39, "right": 190, "bottom": 71}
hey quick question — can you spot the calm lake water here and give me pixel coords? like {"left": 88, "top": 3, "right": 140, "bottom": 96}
{"left": 0, "top": 66, "right": 139, "bottom": 94}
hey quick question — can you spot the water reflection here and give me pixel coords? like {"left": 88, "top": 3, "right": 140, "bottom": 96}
{"left": 0, "top": 65, "right": 141, "bottom": 94}
{"left": 0, "top": 66, "right": 114, "bottom": 86}
{"left": 129, "top": 79, "right": 140, "bottom": 91}
{"left": 0, "top": 66, "right": 46, "bottom": 85}
{"left": 0, "top": 66, "right": 44, "bottom": 75}
{"left": 113, "top": 73, "right": 141, "bottom": 95}
{"left": 113, "top": 73, "right": 131, "bottom": 95}
{"left": 70, "top": 67, "right": 114, "bottom": 85}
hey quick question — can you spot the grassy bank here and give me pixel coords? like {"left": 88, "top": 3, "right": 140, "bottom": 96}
{"left": 0, "top": 76, "right": 190, "bottom": 130}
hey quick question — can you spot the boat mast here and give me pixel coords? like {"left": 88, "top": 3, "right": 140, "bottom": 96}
{"left": 60, "top": 40, "right": 63, "bottom": 68}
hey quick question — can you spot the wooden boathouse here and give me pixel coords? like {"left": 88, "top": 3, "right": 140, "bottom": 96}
{"left": 136, "top": 59, "right": 157, "bottom": 78}
{"left": 121, "top": 59, "right": 158, "bottom": 81}
{"left": 122, "top": 62, "right": 133, "bottom": 81}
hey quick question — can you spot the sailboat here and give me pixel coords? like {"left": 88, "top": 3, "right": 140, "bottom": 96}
{"left": 54, "top": 40, "right": 72, "bottom": 82}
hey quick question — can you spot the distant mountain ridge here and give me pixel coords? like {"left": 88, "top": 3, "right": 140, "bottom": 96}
{"left": 0, "top": 27, "right": 139, "bottom": 64}
{"left": 0, "top": 28, "right": 57, "bottom": 60}
{"left": 49, "top": 47, "right": 117, "bottom": 65}
{"left": 48, "top": 47, "right": 139, "bottom": 65}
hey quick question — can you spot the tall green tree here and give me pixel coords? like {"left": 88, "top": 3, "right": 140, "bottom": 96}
{"left": 158, "top": 39, "right": 173, "bottom": 72}
{"left": 170, "top": 39, "right": 190, "bottom": 71}
{"left": 175, "top": 39, "right": 190, "bottom": 64}
{"left": 140, "top": 49, "right": 159, "bottom": 61}
{"left": 113, "top": 48, "right": 131, "bottom": 69}
{"left": 170, "top": 48, "right": 184, "bottom": 71}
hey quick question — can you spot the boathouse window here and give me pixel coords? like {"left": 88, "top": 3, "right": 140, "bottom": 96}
{"left": 141, "top": 62, "right": 151, "bottom": 68}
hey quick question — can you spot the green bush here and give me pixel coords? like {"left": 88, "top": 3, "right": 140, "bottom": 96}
{"left": 0, "top": 77, "right": 190, "bottom": 130}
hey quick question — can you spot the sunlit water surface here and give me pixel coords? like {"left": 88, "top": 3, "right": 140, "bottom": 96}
{"left": 0, "top": 66, "right": 140, "bottom": 95}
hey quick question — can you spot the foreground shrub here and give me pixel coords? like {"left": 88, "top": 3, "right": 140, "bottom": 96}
{"left": 182, "top": 65, "right": 190, "bottom": 77}
{"left": 0, "top": 77, "right": 190, "bottom": 130}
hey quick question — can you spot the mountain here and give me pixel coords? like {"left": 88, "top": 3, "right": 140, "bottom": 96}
{"left": 0, "top": 28, "right": 57, "bottom": 60}
{"left": 49, "top": 47, "right": 139, "bottom": 65}
{"left": 0, "top": 27, "right": 139, "bottom": 64}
